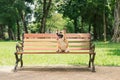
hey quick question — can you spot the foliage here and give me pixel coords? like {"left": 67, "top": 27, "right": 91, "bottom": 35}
{"left": 46, "top": 13, "right": 66, "bottom": 32}
{"left": 28, "top": 23, "right": 40, "bottom": 33}
{"left": 0, "top": 0, "right": 33, "bottom": 40}
{"left": 65, "top": 18, "right": 74, "bottom": 33}
{"left": 58, "top": 0, "right": 115, "bottom": 40}
{"left": 0, "top": 0, "right": 118, "bottom": 42}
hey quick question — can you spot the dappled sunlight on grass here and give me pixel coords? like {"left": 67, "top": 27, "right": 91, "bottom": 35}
{"left": 0, "top": 42, "right": 16, "bottom": 65}
{"left": 95, "top": 42, "right": 120, "bottom": 66}
{"left": 108, "top": 49, "right": 120, "bottom": 56}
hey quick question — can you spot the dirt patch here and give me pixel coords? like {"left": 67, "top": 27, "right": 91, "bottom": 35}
{"left": 0, "top": 65, "right": 120, "bottom": 80}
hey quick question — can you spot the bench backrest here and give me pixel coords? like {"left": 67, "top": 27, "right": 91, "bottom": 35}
{"left": 23, "top": 33, "right": 91, "bottom": 53}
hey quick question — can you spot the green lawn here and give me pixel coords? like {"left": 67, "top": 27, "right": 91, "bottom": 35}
{"left": 0, "top": 41, "right": 120, "bottom": 66}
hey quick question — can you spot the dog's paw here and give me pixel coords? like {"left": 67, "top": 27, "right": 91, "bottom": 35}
{"left": 65, "top": 50, "right": 69, "bottom": 53}
{"left": 65, "top": 48, "right": 70, "bottom": 53}
{"left": 56, "top": 50, "right": 59, "bottom": 53}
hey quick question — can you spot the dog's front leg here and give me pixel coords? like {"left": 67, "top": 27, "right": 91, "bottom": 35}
{"left": 56, "top": 42, "right": 61, "bottom": 52}
{"left": 65, "top": 48, "right": 69, "bottom": 53}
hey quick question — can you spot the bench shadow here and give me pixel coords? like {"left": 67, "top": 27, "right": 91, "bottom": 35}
{"left": 17, "top": 66, "right": 91, "bottom": 72}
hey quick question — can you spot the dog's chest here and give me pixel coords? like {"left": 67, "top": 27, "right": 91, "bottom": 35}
{"left": 58, "top": 39, "right": 67, "bottom": 50}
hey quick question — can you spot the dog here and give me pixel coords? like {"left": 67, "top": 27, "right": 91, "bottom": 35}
{"left": 56, "top": 30, "right": 69, "bottom": 53}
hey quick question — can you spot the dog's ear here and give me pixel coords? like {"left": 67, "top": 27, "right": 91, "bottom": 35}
{"left": 62, "top": 29, "right": 66, "bottom": 34}
{"left": 56, "top": 30, "right": 58, "bottom": 33}
{"left": 56, "top": 30, "right": 59, "bottom": 36}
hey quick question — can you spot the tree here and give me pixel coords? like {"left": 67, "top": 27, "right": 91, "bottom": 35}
{"left": 112, "top": 0, "right": 120, "bottom": 42}
{"left": 14, "top": 0, "right": 33, "bottom": 33}
{"left": 40, "top": 0, "right": 52, "bottom": 33}
{"left": 60, "top": 0, "right": 86, "bottom": 33}
{"left": 34, "top": 0, "right": 53, "bottom": 33}
{"left": 0, "top": 0, "right": 33, "bottom": 40}
{"left": 46, "top": 13, "right": 66, "bottom": 32}
{"left": 0, "top": 0, "right": 17, "bottom": 40}
{"left": 81, "top": 0, "right": 111, "bottom": 40}
{"left": 0, "top": 0, "right": 116, "bottom": 41}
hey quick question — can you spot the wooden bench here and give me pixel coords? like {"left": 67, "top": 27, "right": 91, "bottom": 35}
{"left": 14, "top": 33, "right": 96, "bottom": 72}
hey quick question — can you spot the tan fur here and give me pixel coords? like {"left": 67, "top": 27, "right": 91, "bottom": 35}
{"left": 56, "top": 30, "right": 69, "bottom": 53}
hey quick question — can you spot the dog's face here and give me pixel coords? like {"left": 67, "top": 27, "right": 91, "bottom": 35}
{"left": 56, "top": 32, "right": 64, "bottom": 39}
{"left": 56, "top": 30, "right": 65, "bottom": 40}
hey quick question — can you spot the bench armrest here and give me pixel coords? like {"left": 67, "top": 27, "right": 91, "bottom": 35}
{"left": 90, "top": 42, "right": 95, "bottom": 54}
{"left": 16, "top": 42, "right": 23, "bottom": 52}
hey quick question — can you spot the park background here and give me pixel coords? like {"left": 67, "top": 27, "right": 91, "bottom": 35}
{"left": 0, "top": 0, "right": 120, "bottom": 67}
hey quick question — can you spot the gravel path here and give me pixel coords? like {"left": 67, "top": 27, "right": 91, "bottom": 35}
{"left": 0, "top": 65, "right": 120, "bottom": 80}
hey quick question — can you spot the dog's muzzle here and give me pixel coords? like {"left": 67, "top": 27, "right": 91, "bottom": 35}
{"left": 56, "top": 33, "right": 63, "bottom": 38}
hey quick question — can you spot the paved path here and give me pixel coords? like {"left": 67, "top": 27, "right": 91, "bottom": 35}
{"left": 0, "top": 65, "right": 120, "bottom": 80}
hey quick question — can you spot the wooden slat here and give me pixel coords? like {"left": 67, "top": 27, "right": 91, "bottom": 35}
{"left": 24, "top": 42, "right": 90, "bottom": 45}
{"left": 24, "top": 33, "right": 90, "bottom": 37}
{"left": 24, "top": 39, "right": 90, "bottom": 42}
{"left": 66, "top": 33, "right": 91, "bottom": 38}
{"left": 23, "top": 48, "right": 90, "bottom": 50}
{"left": 24, "top": 39, "right": 56, "bottom": 42}
{"left": 24, "top": 34, "right": 56, "bottom": 39}
{"left": 69, "top": 43, "right": 90, "bottom": 46}
{"left": 24, "top": 43, "right": 56, "bottom": 46}
{"left": 24, "top": 33, "right": 56, "bottom": 37}
{"left": 23, "top": 43, "right": 90, "bottom": 47}
{"left": 68, "top": 39, "right": 90, "bottom": 41}
{"left": 24, "top": 43, "right": 90, "bottom": 47}
{"left": 17, "top": 52, "right": 92, "bottom": 54}
{"left": 24, "top": 33, "right": 91, "bottom": 39}
{"left": 23, "top": 48, "right": 56, "bottom": 50}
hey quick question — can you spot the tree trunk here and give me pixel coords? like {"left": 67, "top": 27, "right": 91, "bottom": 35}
{"left": 103, "top": 9, "right": 107, "bottom": 42}
{"left": 73, "top": 18, "right": 79, "bottom": 33}
{"left": 8, "top": 26, "right": 14, "bottom": 40}
{"left": 23, "top": 20, "right": 28, "bottom": 33}
{"left": 88, "top": 24, "right": 91, "bottom": 33}
{"left": 40, "top": 0, "right": 52, "bottom": 33}
{"left": 112, "top": 0, "right": 120, "bottom": 42}
{"left": 0, "top": 25, "right": 4, "bottom": 39}
{"left": 16, "top": 20, "right": 21, "bottom": 40}
{"left": 21, "top": 12, "right": 28, "bottom": 33}
{"left": 81, "top": 19, "right": 84, "bottom": 33}
{"left": 40, "top": 14, "right": 46, "bottom": 33}
{"left": 93, "top": 23, "right": 98, "bottom": 40}
{"left": 17, "top": 7, "right": 28, "bottom": 33}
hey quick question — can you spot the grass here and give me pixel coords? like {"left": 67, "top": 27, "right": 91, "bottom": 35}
{"left": 94, "top": 41, "right": 120, "bottom": 66}
{"left": 0, "top": 41, "right": 120, "bottom": 66}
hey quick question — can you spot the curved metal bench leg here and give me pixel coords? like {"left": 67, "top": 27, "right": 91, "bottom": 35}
{"left": 14, "top": 52, "right": 19, "bottom": 72}
{"left": 88, "top": 54, "right": 91, "bottom": 68}
{"left": 20, "top": 54, "right": 23, "bottom": 67}
{"left": 91, "top": 54, "right": 96, "bottom": 72}
{"left": 14, "top": 53, "right": 23, "bottom": 72}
